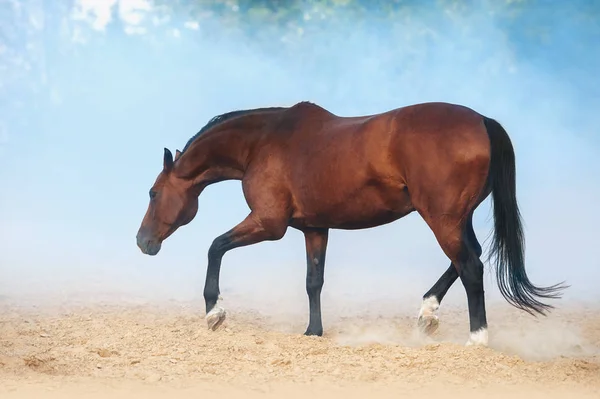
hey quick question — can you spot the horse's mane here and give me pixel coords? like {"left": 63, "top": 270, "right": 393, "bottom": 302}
{"left": 180, "top": 106, "right": 287, "bottom": 154}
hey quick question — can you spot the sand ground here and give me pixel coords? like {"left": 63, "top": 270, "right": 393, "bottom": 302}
{"left": 1, "top": 294, "right": 599, "bottom": 399}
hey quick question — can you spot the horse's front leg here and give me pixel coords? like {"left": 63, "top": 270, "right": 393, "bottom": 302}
{"left": 203, "top": 212, "right": 287, "bottom": 330}
{"left": 303, "top": 228, "right": 329, "bottom": 336}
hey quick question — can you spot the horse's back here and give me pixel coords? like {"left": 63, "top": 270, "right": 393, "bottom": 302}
{"left": 281, "top": 101, "right": 486, "bottom": 143}
{"left": 298, "top": 101, "right": 490, "bottom": 176}
{"left": 274, "top": 101, "right": 490, "bottom": 190}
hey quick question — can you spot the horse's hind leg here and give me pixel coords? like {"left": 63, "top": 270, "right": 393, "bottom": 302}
{"left": 418, "top": 216, "right": 482, "bottom": 335}
{"left": 420, "top": 211, "right": 488, "bottom": 346}
{"left": 459, "top": 232, "right": 487, "bottom": 346}
{"left": 417, "top": 264, "right": 457, "bottom": 334}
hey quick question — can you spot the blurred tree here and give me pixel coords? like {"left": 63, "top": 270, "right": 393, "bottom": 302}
{"left": 1, "top": 0, "right": 599, "bottom": 140}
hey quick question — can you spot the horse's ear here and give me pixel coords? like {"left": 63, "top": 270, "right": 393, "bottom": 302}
{"left": 163, "top": 148, "right": 174, "bottom": 172}
{"left": 175, "top": 149, "right": 182, "bottom": 161}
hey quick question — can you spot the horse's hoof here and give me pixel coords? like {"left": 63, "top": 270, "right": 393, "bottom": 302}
{"left": 304, "top": 328, "right": 323, "bottom": 337}
{"left": 205, "top": 306, "right": 226, "bottom": 331}
{"left": 465, "top": 328, "right": 488, "bottom": 347}
{"left": 417, "top": 314, "right": 439, "bottom": 335}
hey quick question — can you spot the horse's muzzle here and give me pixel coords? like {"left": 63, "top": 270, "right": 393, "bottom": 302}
{"left": 136, "top": 231, "right": 162, "bottom": 256}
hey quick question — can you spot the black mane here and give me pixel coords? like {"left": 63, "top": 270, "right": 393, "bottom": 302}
{"left": 180, "top": 106, "right": 287, "bottom": 154}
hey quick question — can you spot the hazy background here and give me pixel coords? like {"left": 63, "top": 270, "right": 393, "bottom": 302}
{"left": 0, "top": 0, "right": 599, "bottom": 320}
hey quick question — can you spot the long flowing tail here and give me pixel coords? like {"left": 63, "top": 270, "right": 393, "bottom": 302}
{"left": 483, "top": 116, "right": 568, "bottom": 316}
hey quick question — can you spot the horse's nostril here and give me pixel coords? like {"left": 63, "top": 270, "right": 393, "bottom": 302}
{"left": 136, "top": 233, "right": 150, "bottom": 253}
{"left": 136, "top": 234, "right": 161, "bottom": 256}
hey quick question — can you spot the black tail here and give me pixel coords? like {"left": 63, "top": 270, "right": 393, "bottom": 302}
{"left": 483, "top": 117, "right": 568, "bottom": 316}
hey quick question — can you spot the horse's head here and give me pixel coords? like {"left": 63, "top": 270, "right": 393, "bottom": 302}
{"left": 136, "top": 148, "right": 198, "bottom": 255}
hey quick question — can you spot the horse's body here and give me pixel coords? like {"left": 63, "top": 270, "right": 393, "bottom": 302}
{"left": 136, "top": 101, "right": 566, "bottom": 345}
{"left": 259, "top": 102, "right": 487, "bottom": 232}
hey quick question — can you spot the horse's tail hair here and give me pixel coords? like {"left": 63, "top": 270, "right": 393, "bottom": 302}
{"left": 483, "top": 116, "right": 568, "bottom": 316}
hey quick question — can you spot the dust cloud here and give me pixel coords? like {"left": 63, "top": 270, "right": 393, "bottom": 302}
{"left": 0, "top": 1, "right": 599, "bottom": 396}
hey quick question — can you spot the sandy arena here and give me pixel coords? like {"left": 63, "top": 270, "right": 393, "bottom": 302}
{"left": 0, "top": 292, "right": 599, "bottom": 399}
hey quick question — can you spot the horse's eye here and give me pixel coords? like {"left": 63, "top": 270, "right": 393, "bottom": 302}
{"left": 149, "top": 190, "right": 157, "bottom": 200}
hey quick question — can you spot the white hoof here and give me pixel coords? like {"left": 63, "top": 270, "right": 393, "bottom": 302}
{"left": 417, "top": 296, "right": 440, "bottom": 335}
{"left": 466, "top": 328, "right": 488, "bottom": 347}
{"left": 418, "top": 314, "right": 440, "bottom": 335}
{"left": 205, "top": 306, "right": 226, "bottom": 331}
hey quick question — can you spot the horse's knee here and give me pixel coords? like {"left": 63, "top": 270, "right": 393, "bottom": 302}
{"left": 208, "top": 235, "right": 229, "bottom": 260}
{"left": 269, "top": 225, "right": 287, "bottom": 240}
{"left": 255, "top": 215, "right": 288, "bottom": 240}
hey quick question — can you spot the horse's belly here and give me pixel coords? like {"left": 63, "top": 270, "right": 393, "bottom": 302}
{"left": 290, "top": 183, "right": 414, "bottom": 230}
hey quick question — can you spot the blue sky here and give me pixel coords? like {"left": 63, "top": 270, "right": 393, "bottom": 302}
{"left": 0, "top": 0, "right": 599, "bottom": 311}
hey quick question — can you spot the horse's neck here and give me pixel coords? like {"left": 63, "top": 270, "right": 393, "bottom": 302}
{"left": 175, "top": 124, "right": 262, "bottom": 185}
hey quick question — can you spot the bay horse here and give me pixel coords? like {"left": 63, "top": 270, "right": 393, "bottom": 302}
{"left": 136, "top": 101, "right": 566, "bottom": 346}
